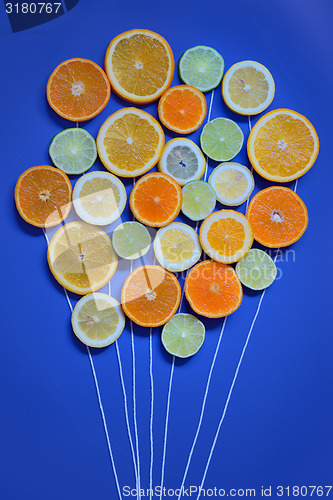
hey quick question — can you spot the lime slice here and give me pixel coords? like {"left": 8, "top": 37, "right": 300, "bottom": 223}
{"left": 158, "top": 138, "right": 206, "bottom": 186}
{"left": 181, "top": 180, "right": 216, "bottom": 221}
{"left": 235, "top": 249, "right": 277, "bottom": 290}
{"left": 71, "top": 293, "right": 125, "bottom": 348}
{"left": 209, "top": 162, "right": 254, "bottom": 206}
{"left": 112, "top": 221, "right": 151, "bottom": 260}
{"left": 179, "top": 46, "right": 224, "bottom": 93}
{"left": 161, "top": 313, "right": 205, "bottom": 358}
{"left": 200, "top": 118, "right": 244, "bottom": 161}
{"left": 49, "top": 128, "right": 97, "bottom": 175}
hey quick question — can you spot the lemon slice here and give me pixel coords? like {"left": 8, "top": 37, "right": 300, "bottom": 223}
{"left": 47, "top": 221, "right": 118, "bottom": 294}
{"left": 73, "top": 171, "right": 127, "bottom": 226}
{"left": 222, "top": 61, "right": 275, "bottom": 115}
{"left": 157, "top": 138, "right": 206, "bottom": 186}
{"left": 200, "top": 118, "right": 244, "bottom": 162}
{"left": 208, "top": 163, "right": 254, "bottom": 206}
{"left": 72, "top": 293, "right": 125, "bottom": 348}
{"left": 181, "top": 180, "right": 216, "bottom": 221}
{"left": 235, "top": 249, "right": 277, "bottom": 290}
{"left": 112, "top": 221, "right": 151, "bottom": 260}
{"left": 162, "top": 313, "right": 205, "bottom": 358}
{"left": 154, "top": 222, "right": 202, "bottom": 272}
{"left": 179, "top": 46, "right": 224, "bottom": 93}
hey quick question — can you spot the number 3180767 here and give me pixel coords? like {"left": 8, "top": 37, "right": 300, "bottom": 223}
{"left": 5, "top": 3, "right": 62, "bottom": 14}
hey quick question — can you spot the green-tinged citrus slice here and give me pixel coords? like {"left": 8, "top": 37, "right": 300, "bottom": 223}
{"left": 157, "top": 138, "right": 206, "bottom": 186}
{"left": 71, "top": 293, "right": 125, "bottom": 348}
{"left": 200, "top": 117, "right": 244, "bottom": 161}
{"left": 73, "top": 171, "right": 127, "bottom": 225}
{"left": 154, "top": 222, "right": 201, "bottom": 272}
{"left": 208, "top": 162, "right": 254, "bottom": 206}
{"left": 235, "top": 248, "right": 277, "bottom": 290}
{"left": 181, "top": 180, "right": 216, "bottom": 221}
{"left": 112, "top": 221, "right": 151, "bottom": 260}
{"left": 49, "top": 128, "right": 97, "bottom": 175}
{"left": 161, "top": 313, "right": 205, "bottom": 358}
{"left": 179, "top": 45, "right": 224, "bottom": 93}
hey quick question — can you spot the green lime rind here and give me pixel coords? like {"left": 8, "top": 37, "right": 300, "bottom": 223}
{"left": 49, "top": 128, "right": 97, "bottom": 175}
{"left": 112, "top": 221, "right": 151, "bottom": 260}
{"left": 162, "top": 313, "right": 205, "bottom": 358}
{"left": 235, "top": 249, "right": 277, "bottom": 290}
{"left": 181, "top": 180, "right": 216, "bottom": 221}
{"left": 179, "top": 45, "right": 224, "bottom": 93}
{"left": 200, "top": 118, "right": 244, "bottom": 162}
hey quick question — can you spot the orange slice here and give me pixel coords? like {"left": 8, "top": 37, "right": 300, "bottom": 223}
{"left": 185, "top": 261, "right": 243, "bottom": 318}
{"left": 97, "top": 107, "right": 164, "bottom": 177}
{"left": 247, "top": 186, "right": 308, "bottom": 248}
{"left": 200, "top": 210, "right": 253, "bottom": 264}
{"left": 105, "top": 29, "right": 174, "bottom": 104}
{"left": 15, "top": 166, "right": 72, "bottom": 228}
{"left": 121, "top": 265, "right": 181, "bottom": 327}
{"left": 158, "top": 85, "right": 207, "bottom": 134}
{"left": 247, "top": 108, "right": 319, "bottom": 182}
{"left": 47, "top": 58, "right": 111, "bottom": 122}
{"left": 129, "top": 172, "right": 182, "bottom": 227}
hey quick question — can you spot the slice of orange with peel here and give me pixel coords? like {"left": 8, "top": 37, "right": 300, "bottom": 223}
{"left": 97, "top": 107, "right": 164, "bottom": 177}
{"left": 247, "top": 108, "right": 319, "bottom": 182}
{"left": 158, "top": 85, "right": 207, "bottom": 134}
{"left": 247, "top": 186, "right": 308, "bottom": 248}
{"left": 130, "top": 172, "right": 182, "bottom": 227}
{"left": 105, "top": 29, "right": 174, "bottom": 104}
{"left": 185, "top": 261, "right": 243, "bottom": 318}
{"left": 15, "top": 165, "right": 72, "bottom": 228}
{"left": 200, "top": 210, "right": 253, "bottom": 264}
{"left": 47, "top": 221, "right": 118, "bottom": 294}
{"left": 121, "top": 265, "right": 181, "bottom": 327}
{"left": 47, "top": 58, "right": 110, "bottom": 122}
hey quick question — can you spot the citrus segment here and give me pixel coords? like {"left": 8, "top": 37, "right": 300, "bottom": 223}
{"left": 97, "top": 107, "right": 164, "bottom": 177}
{"left": 49, "top": 128, "right": 97, "bottom": 175}
{"left": 15, "top": 165, "right": 72, "bottom": 228}
{"left": 200, "top": 118, "right": 244, "bottom": 161}
{"left": 236, "top": 249, "right": 277, "bottom": 290}
{"left": 181, "top": 180, "right": 216, "bottom": 221}
{"left": 208, "top": 162, "right": 254, "bottom": 206}
{"left": 158, "top": 85, "right": 207, "bottom": 134}
{"left": 185, "top": 261, "right": 243, "bottom": 318}
{"left": 247, "top": 186, "right": 308, "bottom": 248}
{"left": 105, "top": 29, "right": 174, "bottom": 104}
{"left": 112, "top": 222, "right": 151, "bottom": 260}
{"left": 121, "top": 265, "right": 181, "bottom": 327}
{"left": 247, "top": 109, "right": 319, "bottom": 182}
{"left": 47, "top": 58, "right": 110, "bottom": 122}
{"left": 130, "top": 173, "right": 182, "bottom": 227}
{"left": 162, "top": 313, "right": 205, "bottom": 358}
{"left": 179, "top": 46, "right": 224, "bottom": 93}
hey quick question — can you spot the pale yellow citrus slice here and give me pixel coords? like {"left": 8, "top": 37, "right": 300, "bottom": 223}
{"left": 208, "top": 162, "right": 254, "bottom": 206}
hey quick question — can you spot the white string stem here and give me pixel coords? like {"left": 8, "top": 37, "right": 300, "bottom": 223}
{"left": 149, "top": 329, "right": 154, "bottom": 500}
{"left": 159, "top": 356, "right": 175, "bottom": 499}
{"left": 245, "top": 116, "right": 253, "bottom": 213}
{"left": 203, "top": 90, "right": 215, "bottom": 182}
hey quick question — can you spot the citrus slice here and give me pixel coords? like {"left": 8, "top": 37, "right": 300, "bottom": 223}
{"left": 130, "top": 172, "right": 182, "bottom": 227}
{"left": 247, "top": 186, "right": 308, "bottom": 248}
{"left": 112, "top": 221, "right": 151, "bottom": 260}
{"left": 185, "top": 261, "right": 243, "bottom": 318}
{"left": 208, "top": 162, "right": 254, "bottom": 206}
{"left": 235, "top": 249, "right": 277, "bottom": 290}
{"left": 97, "top": 107, "right": 164, "bottom": 177}
{"left": 154, "top": 222, "right": 202, "bottom": 272}
{"left": 121, "top": 265, "right": 181, "bottom": 327}
{"left": 181, "top": 180, "right": 216, "bottom": 221}
{"left": 179, "top": 46, "right": 224, "bottom": 93}
{"left": 105, "top": 29, "right": 174, "bottom": 104}
{"left": 161, "top": 313, "right": 205, "bottom": 358}
{"left": 247, "top": 108, "right": 319, "bottom": 182}
{"left": 158, "top": 85, "right": 207, "bottom": 134}
{"left": 200, "top": 118, "right": 244, "bottom": 161}
{"left": 15, "top": 165, "right": 72, "bottom": 228}
{"left": 157, "top": 138, "right": 206, "bottom": 186}
{"left": 47, "top": 221, "right": 118, "bottom": 294}
{"left": 49, "top": 128, "right": 97, "bottom": 175}
{"left": 222, "top": 61, "right": 275, "bottom": 115}
{"left": 71, "top": 293, "right": 125, "bottom": 348}
{"left": 73, "top": 171, "right": 127, "bottom": 225}
{"left": 47, "top": 58, "right": 110, "bottom": 122}
{"left": 200, "top": 210, "right": 253, "bottom": 264}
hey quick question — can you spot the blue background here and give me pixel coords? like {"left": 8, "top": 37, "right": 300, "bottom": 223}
{"left": 1, "top": 0, "right": 332, "bottom": 498}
